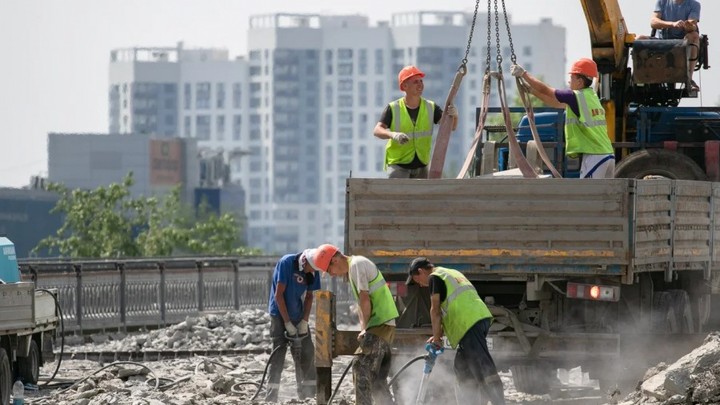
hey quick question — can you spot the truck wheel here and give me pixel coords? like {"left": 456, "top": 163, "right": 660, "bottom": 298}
{"left": 652, "top": 291, "right": 680, "bottom": 333}
{"left": 615, "top": 149, "right": 706, "bottom": 180}
{"left": 0, "top": 348, "right": 11, "bottom": 405}
{"left": 16, "top": 340, "right": 39, "bottom": 384}
{"left": 511, "top": 364, "right": 553, "bottom": 394}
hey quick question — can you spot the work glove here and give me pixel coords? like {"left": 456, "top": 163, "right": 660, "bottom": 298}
{"left": 510, "top": 64, "right": 526, "bottom": 78}
{"left": 284, "top": 321, "right": 298, "bottom": 336}
{"left": 446, "top": 104, "right": 458, "bottom": 118}
{"left": 391, "top": 132, "right": 410, "bottom": 145}
{"left": 297, "top": 320, "right": 309, "bottom": 335}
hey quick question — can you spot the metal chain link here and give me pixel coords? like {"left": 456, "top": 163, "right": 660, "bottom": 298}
{"left": 461, "top": 0, "right": 482, "bottom": 68}
{"left": 494, "top": 0, "right": 503, "bottom": 69}
{"left": 485, "top": 0, "right": 492, "bottom": 73}
{"left": 500, "top": 0, "right": 517, "bottom": 64}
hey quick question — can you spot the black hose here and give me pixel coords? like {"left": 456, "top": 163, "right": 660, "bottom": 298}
{"left": 327, "top": 358, "right": 354, "bottom": 405}
{"left": 250, "top": 344, "right": 285, "bottom": 401}
{"left": 387, "top": 355, "right": 426, "bottom": 387}
{"left": 38, "top": 288, "right": 64, "bottom": 387}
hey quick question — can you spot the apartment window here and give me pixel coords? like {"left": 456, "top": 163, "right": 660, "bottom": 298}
{"left": 233, "top": 115, "right": 242, "bottom": 140}
{"left": 216, "top": 83, "right": 225, "bottom": 109}
{"left": 375, "top": 81, "right": 384, "bottom": 107}
{"left": 374, "top": 49, "right": 384, "bottom": 75}
{"left": 184, "top": 83, "right": 192, "bottom": 110}
{"left": 183, "top": 116, "right": 191, "bottom": 137}
{"left": 325, "top": 50, "right": 333, "bottom": 75}
{"left": 232, "top": 83, "right": 242, "bottom": 109}
{"left": 359, "top": 146, "right": 367, "bottom": 171}
{"left": 339, "top": 127, "right": 353, "bottom": 140}
{"left": 359, "top": 49, "right": 367, "bottom": 75}
{"left": 338, "top": 95, "right": 353, "bottom": 107}
{"left": 216, "top": 115, "right": 225, "bottom": 140}
{"left": 325, "top": 114, "right": 333, "bottom": 140}
{"left": 338, "top": 79, "right": 353, "bottom": 92}
{"left": 358, "top": 113, "right": 367, "bottom": 136}
{"left": 358, "top": 82, "right": 367, "bottom": 107}
{"left": 338, "top": 48, "right": 353, "bottom": 60}
{"left": 523, "top": 46, "right": 533, "bottom": 57}
{"left": 196, "top": 115, "right": 211, "bottom": 140}
{"left": 325, "top": 83, "right": 333, "bottom": 107}
{"left": 338, "top": 111, "right": 353, "bottom": 123}
{"left": 196, "top": 82, "right": 211, "bottom": 109}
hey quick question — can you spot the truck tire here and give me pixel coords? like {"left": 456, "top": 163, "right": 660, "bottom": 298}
{"left": 511, "top": 364, "right": 553, "bottom": 394}
{"left": 652, "top": 291, "right": 680, "bottom": 333}
{"left": 615, "top": 149, "right": 707, "bottom": 180}
{"left": 0, "top": 348, "right": 11, "bottom": 405}
{"left": 16, "top": 340, "right": 39, "bottom": 384}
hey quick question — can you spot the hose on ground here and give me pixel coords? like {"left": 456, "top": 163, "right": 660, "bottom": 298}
{"left": 55, "top": 361, "right": 160, "bottom": 395}
{"left": 327, "top": 358, "right": 354, "bottom": 405}
{"left": 38, "top": 288, "right": 64, "bottom": 387}
{"left": 250, "top": 344, "right": 285, "bottom": 401}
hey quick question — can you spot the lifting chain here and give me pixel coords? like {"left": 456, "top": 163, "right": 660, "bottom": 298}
{"left": 461, "top": 0, "right": 482, "bottom": 71}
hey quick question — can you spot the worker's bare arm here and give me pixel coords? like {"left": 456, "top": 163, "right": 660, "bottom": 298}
{"left": 357, "top": 290, "right": 372, "bottom": 331}
{"left": 429, "top": 293, "right": 443, "bottom": 345}
{"left": 275, "top": 283, "right": 291, "bottom": 323}
{"left": 522, "top": 73, "right": 564, "bottom": 108}
{"left": 373, "top": 122, "right": 394, "bottom": 140}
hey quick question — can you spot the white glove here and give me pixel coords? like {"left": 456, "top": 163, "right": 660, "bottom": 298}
{"left": 446, "top": 104, "right": 458, "bottom": 118}
{"left": 298, "top": 320, "right": 309, "bottom": 335}
{"left": 391, "top": 132, "right": 410, "bottom": 145}
{"left": 510, "top": 64, "right": 526, "bottom": 78}
{"left": 284, "top": 321, "right": 298, "bottom": 336}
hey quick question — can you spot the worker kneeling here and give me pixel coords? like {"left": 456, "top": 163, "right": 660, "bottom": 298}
{"left": 265, "top": 248, "right": 321, "bottom": 402}
{"left": 407, "top": 257, "right": 506, "bottom": 405}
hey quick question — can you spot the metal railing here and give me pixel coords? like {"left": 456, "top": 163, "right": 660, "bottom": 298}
{"left": 19, "top": 256, "right": 356, "bottom": 333}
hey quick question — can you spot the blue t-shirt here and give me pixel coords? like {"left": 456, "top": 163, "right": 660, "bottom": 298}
{"left": 654, "top": 0, "right": 701, "bottom": 39}
{"left": 267, "top": 253, "right": 322, "bottom": 323}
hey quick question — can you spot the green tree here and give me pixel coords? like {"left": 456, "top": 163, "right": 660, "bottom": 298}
{"left": 34, "top": 173, "right": 259, "bottom": 258}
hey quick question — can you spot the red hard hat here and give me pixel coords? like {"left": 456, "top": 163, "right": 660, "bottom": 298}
{"left": 314, "top": 244, "right": 339, "bottom": 272}
{"left": 569, "top": 58, "right": 598, "bottom": 79}
{"left": 398, "top": 65, "right": 425, "bottom": 90}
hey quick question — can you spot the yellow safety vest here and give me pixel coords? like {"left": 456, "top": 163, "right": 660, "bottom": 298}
{"left": 433, "top": 267, "right": 492, "bottom": 348}
{"left": 384, "top": 97, "right": 435, "bottom": 169}
{"left": 565, "top": 88, "right": 613, "bottom": 158}
{"left": 349, "top": 257, "right": 399, "bottom": 329}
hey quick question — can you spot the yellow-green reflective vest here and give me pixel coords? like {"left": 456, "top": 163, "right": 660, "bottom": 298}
{"left": 565, "top": 88, "right": 613, "bottom": 158}
{"left": 349, "top": 257, "right": 399, "bottom": 329}
{"left": 433, "top": 267, "right": 492, "bottom": 348}
{"left": 384, "top": 97, "right": 435, "bottom": 169}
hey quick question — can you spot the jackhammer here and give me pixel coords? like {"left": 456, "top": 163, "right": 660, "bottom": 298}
{"left": 416, "top": 343, "right": 444, "bottom": 404}
{"left": 285, "top": 331, "right": 309, "bottom": 397}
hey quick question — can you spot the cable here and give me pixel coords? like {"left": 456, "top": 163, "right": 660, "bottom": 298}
{"left": 327, "top": 358, "right": 354, "bottom": 405}
{"left": 37, "top": 288, "right": 64, "bottom": 387}
{"left": 387, "top": 355, "right": 426, "bottom": 387}
{"left": 250, "top": 345, "right": 284, "bottom": 401}
{"left": 55, "top": 361, "right": 160, "bottom": 395}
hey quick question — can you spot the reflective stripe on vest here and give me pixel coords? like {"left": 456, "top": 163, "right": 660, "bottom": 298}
{"left": 349, "top": 257, "right": 400, "bottom": 329}
{"left": 385, "top": 97, "right": 435, "bottom": 168}
{"left": 565, "top": 88, "right": 613, "bottom": 157}
{"left": 433, "top": 267, "right": 492, "bottom": 348}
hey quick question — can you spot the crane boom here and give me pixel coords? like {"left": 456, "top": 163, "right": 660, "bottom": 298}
{"left": 579, "top": 0, "right": 634, "bottom": 75}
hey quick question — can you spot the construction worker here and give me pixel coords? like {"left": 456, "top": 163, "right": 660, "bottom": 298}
{"left": 406, "top": 257, "right": 506, "bottom": 405}
{"left": 312, "top": 244, "right": 399, "bottom": 405}
{"left": 265, "top": 248, "right": 321, "bottom": 402}
{"left": 373, "top": 65, "right": 459, "bottom": 179}
{"left": 651, "top": 0, "right": 701, "bottom": 91}
{"left": 510, "top": 59, "right": 615, "bottom": 179}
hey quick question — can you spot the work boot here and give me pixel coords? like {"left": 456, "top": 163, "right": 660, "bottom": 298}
{"left": 484, "top": 377, "right": 506, "bottom": 405}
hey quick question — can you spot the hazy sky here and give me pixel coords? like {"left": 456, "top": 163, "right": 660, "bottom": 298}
{"left": 1, "top": 0, "right": 718, "bottom": 188}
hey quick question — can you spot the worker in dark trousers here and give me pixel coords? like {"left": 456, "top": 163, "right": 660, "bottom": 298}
{"left": 407, "top": 257, "right": 506, "bottom": 405}
{"left": 313, "top": 244, "right": 399, "bottom": 405}
{"left": 265, "top": 249, "right": 322, "bottom": 402}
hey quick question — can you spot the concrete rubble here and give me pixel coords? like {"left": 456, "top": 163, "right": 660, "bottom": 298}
{"left": 27, "top": 310, "right": 618, "bottom": 404}
{"left": 616, "top": 332, "right": 720, "bottom": 405}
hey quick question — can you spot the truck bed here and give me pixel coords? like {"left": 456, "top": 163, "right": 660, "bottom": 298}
{"left": 0, "top": 282, "right": 58, "bottom": 335}
{"left": 345, "top": 178, "right": 715, "bottom": 283}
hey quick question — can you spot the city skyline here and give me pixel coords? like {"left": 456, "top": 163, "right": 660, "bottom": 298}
{"left": 2, "top": 0, "right": 719, "bottom": 188}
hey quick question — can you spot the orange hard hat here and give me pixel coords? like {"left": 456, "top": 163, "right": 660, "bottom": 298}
{"left": 569, "top": 58, "right": 598, "bottom": 79}
{"left": 398, "top": 65, "right": 425, "bottom": 90}
{"left": 314, "top": 244, "right": 339, "bottom": 272}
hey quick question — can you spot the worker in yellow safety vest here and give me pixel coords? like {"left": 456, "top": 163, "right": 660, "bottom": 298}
{"left": 407, "top": 257, "right": 506, "bottom": 405}
{"left": 373, "top": 65, "right": 459, "bottom": 178}
{"left": 510, "top": 59, "right": 615, "bottom": 179}
{"left": 312, "top": 244, "right": 399, "bottom": 405}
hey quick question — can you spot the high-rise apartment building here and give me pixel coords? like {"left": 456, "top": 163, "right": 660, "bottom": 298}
{"left": 109, "top": 11, "right": 565, "bottom": 254}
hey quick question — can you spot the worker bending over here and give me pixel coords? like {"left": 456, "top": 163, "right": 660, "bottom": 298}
{"left": 313, "top": 244, "right": 399, "bottom": 405}
{"left": 511, "top": 59, "right": 615, "bottom": 179}
{"left": 265, "top": 248, "right": 321, "bottom": 402}
{"left": 407, "top": 257, "right": 506, "bottom": 405}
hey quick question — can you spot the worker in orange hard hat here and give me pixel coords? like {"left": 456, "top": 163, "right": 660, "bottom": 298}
{"left": 310, "top": 244, "right": 399, "bottom": 405}
{"left": 373, "top": 65, "right": 459, "bottom": 179}
{"left": 510, "top": 59, "right": 616, "bottom": 179}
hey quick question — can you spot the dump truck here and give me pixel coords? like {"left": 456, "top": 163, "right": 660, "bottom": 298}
{"left": 344, "top": 177, "right": 720, "bottom": 393}
{"left": 0, "top": 237, "right": 59, "bottom": 403}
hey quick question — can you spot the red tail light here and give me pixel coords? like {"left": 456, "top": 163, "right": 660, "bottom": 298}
{"left": 566, "top": 282, "right": 619, "bottom": 302}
